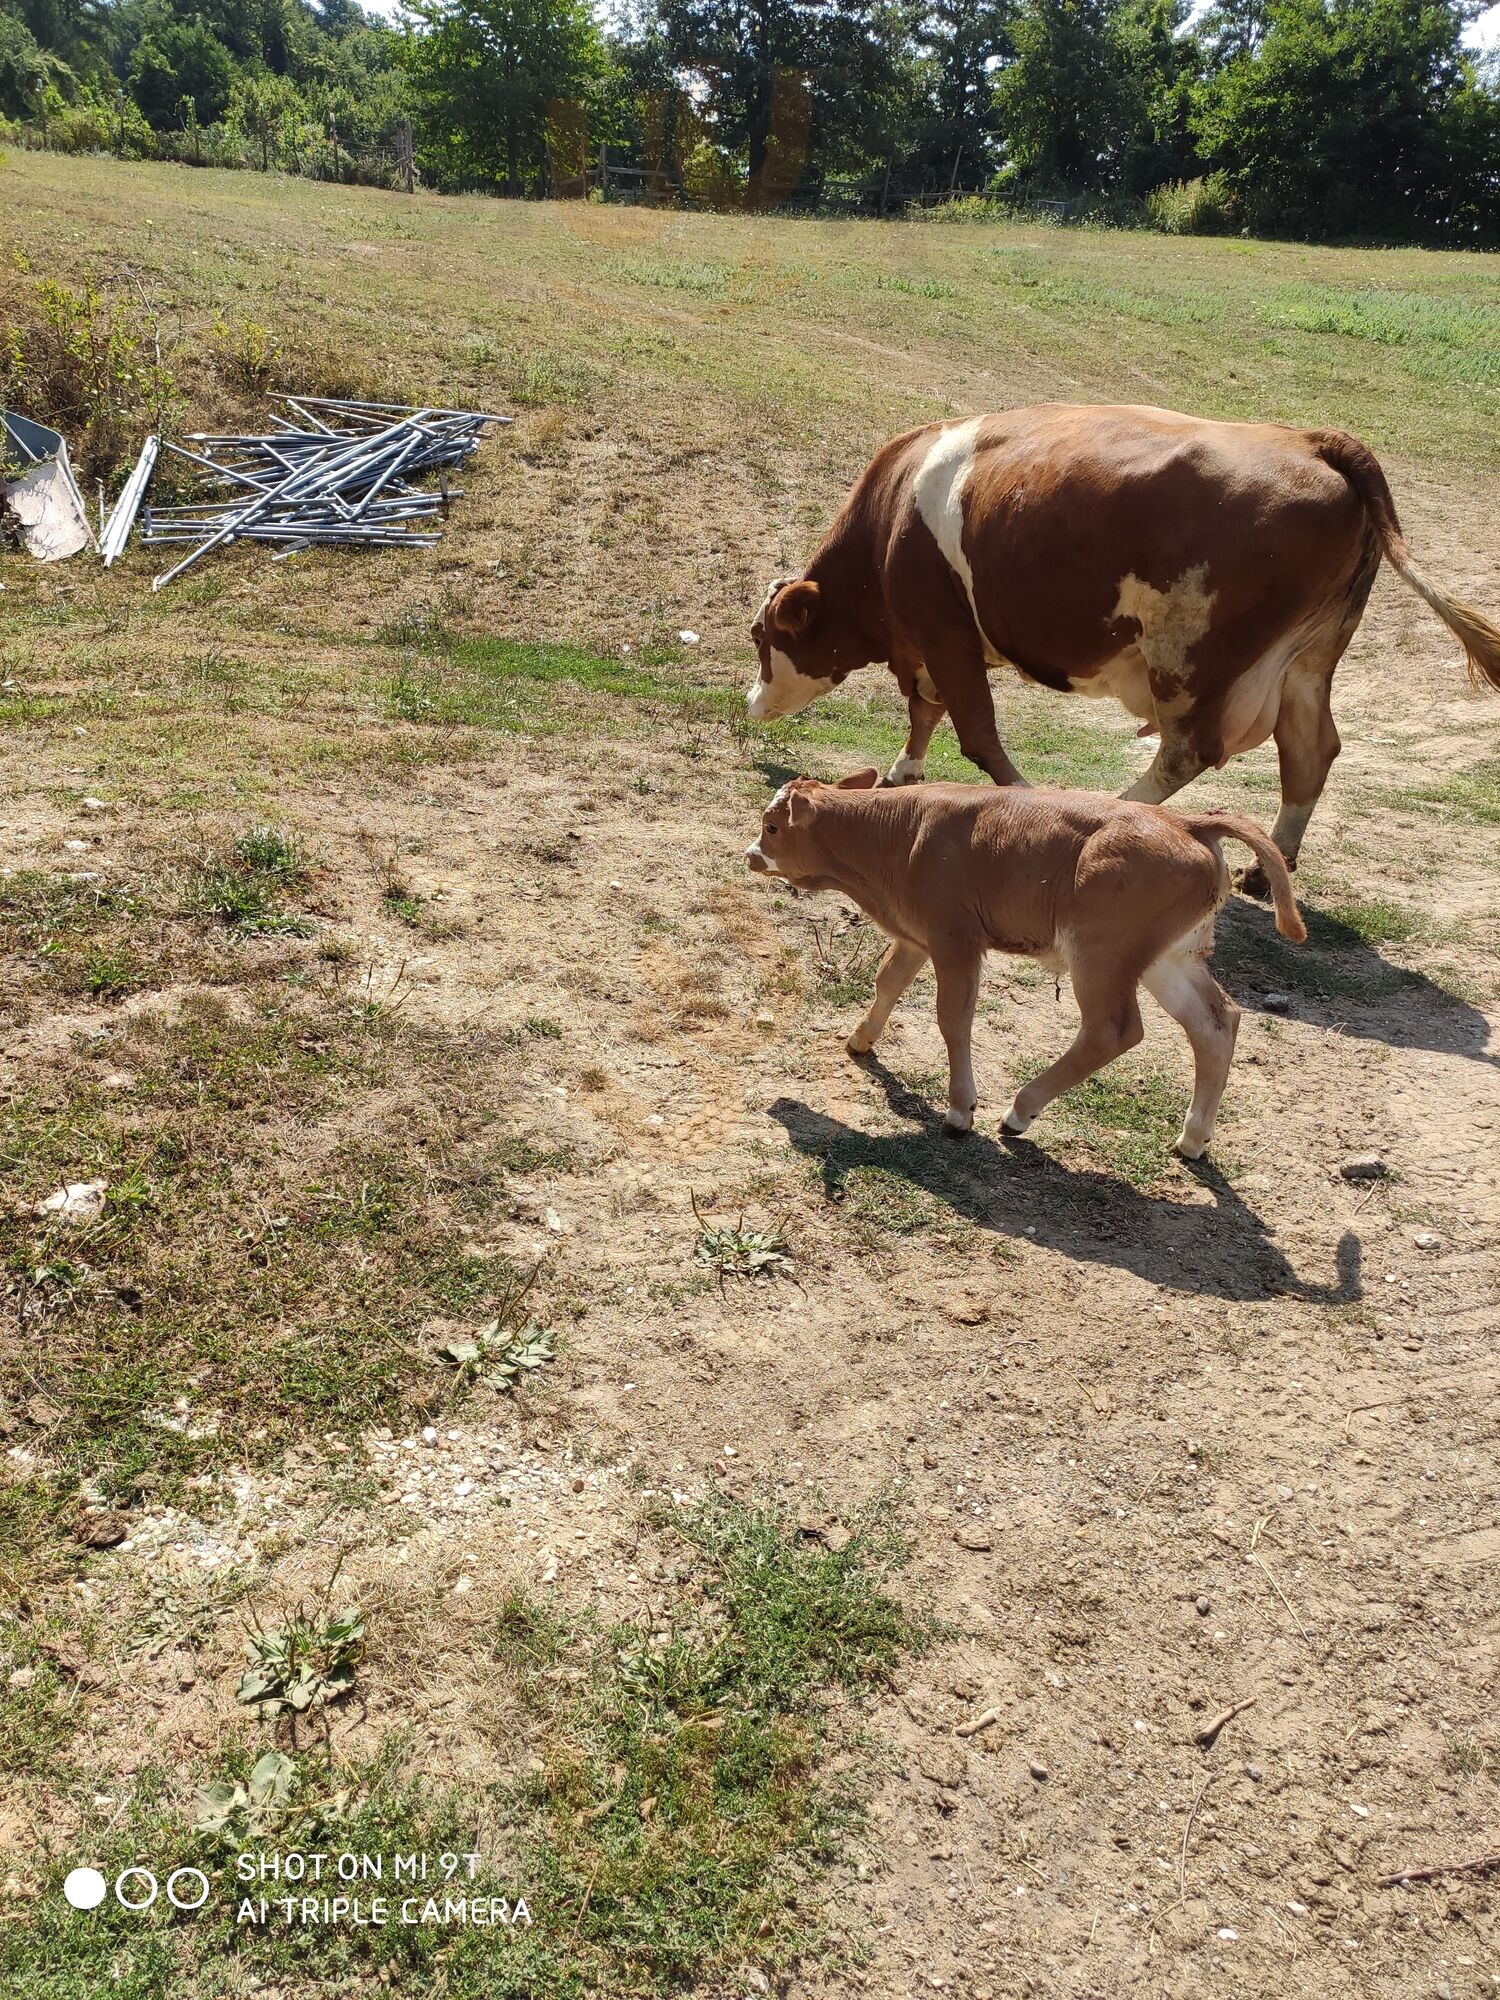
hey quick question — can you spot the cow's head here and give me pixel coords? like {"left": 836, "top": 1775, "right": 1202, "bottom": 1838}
{"left": 746, "top": 769, "right": 879, "bottom": 884}
{"left": 747, "top": 576, "right": 868, "bottom": 721}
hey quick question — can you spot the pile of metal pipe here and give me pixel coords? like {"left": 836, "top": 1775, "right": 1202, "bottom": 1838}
{"left": 112, "top": 397, "right": 509, "bottom": 589}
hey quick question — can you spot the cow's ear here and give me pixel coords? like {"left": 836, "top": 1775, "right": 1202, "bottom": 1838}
{"left": 835, "top": 768, "right": 880, "bottom": 791}
{"left": 771, "top": 579, "right": 820, "bottom": 642}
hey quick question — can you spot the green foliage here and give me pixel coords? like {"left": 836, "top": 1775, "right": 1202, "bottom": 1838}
{"left": 1146, "top": 168, "right": 1234, "bottom": 232}
{"left": 238, "top": 1607, "right": 366, "bottom": 1716}
{"left": 192, "top": 825, "right": 311, "bottom": 935}
{"left": 1192, "top": 0, "right": 1500, "bottom": 242}
{"left": 5, "top": 0, "right": 1498, "bottom": 241}
{"left": 130, "top": 18, "right": 235, "bottom": 131}
{"left": 0, "top": 274, "right": 179, "bottom": 482}
{"left": 403, "top": 0, "right": 614, "bottom": 194}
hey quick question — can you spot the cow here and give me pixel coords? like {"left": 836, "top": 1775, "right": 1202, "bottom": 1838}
{"left": 747, "top": 404, "right": 1500, "bottom": 885}
{"left": 746, "top": 771, "right": 1306, "bottom": 1161}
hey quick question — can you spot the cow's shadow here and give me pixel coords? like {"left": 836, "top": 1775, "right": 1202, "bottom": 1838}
{"left": 1214, "top": 898, "right": 1496, "bottom": 1068}
{"left": 770, "top": 1062, "right": 1363, "bottom": 1305}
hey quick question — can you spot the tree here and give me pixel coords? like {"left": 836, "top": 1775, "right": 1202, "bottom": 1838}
{"left": 229, "top": 62, "right": 302, "bottom": 164}
{"left": 401, "top": 0, "right": 610, "bottom": 193}
{"left": 652, "top": 0, "right": 912, "bottom": 199}
{"left": 993, "top": 0, "right": 1139, "bottom": 188}
{"left": 909, "top": 0, "right": 1014, "bottom": 188}
{"left": 129, "top": 17, "right": 235, "bottom": 128}
{"left": 1193, "top": 0, "right": 1497, "bottom": 239}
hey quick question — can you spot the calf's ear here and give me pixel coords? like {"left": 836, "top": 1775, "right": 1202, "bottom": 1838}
{"left": 770, "top": 579, "right": 821, "bottom": 642}
{"left": 835, "top": 768, "right": 880, "bottom": 791}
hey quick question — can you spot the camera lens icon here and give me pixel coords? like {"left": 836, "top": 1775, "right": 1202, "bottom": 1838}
{"left": 63, "top": 1865, "right": 210, "bottom": 1913}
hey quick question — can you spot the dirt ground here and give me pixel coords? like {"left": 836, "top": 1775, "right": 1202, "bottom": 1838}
{"left": 2, "top": 159, "right": 1498, "bottom": 2000}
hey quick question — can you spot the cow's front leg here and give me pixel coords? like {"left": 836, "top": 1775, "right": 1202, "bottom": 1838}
{"left": 933, "top": 948, "right": 982, "bottom": 1134}
{"left": 848, "top": 937, "right": 928, "bottom": 1054}
{"left": 883, "top": 684, "right": 946, "bottom": 787}
{"left": 1121, "top": 726, "right": 1211, "bottom": 805}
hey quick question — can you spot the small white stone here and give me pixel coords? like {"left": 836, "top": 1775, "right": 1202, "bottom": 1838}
{"left": 35, "top": 1181, "right": 106, "bottom": 1225}
{"left": 677, "top": 630, "right": 699, "bottom": 645}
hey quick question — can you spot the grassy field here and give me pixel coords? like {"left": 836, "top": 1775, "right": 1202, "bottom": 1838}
{"left": 2, "top": 152, "right": 1499, "bottom": 2000}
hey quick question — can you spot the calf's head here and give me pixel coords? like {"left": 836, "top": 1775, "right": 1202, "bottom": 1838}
{"left": 747, "top": 577, "right": 868, "bottom": 720}
{"left": 746, "top": 769, "right": 880, "bottom": 884}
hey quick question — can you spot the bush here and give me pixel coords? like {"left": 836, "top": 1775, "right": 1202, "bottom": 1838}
{"left": 0, "top": 276, "right": 179, "bottom": 482}
{"left": 1145, "top": 173, "right": 1235, "bottom": 237}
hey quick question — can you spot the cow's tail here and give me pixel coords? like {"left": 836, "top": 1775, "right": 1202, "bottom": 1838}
{"left": 1188, "top": 813, "right": 1307, "bottom": 943}
{"left": 1313, "top": 429, "right": 1500, "bottom": 694}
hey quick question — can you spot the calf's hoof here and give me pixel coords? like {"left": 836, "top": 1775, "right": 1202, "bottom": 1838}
{"left": 943, "top": 1106, "right": 974, "bottom": 1139}
{"left": 847, "top": 1028, "right": 875, "bottom": 1057}
{"left": 1001, "top": 1101, "right": 1033, "bottom": 1137}
{"left": 1174, "top": 1129, "right": 1210, "bottom": 1161}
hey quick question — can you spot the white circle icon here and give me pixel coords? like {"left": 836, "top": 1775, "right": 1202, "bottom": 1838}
{"left": 115, "top": 1867, "right": 159, "bottom": 1911}
{"left": 63, "top": 1867, "right": 109, "bottom": 1910}
{"left": 166, "top": 1868, "right": 210, "bottom": 1910}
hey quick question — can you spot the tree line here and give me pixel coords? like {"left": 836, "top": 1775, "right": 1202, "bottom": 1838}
{"left": 3, "top": 0, "right": 1498, "bottom": 243}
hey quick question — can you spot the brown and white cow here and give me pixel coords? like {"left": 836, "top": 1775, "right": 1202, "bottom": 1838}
{"left": 746, "top": 770, "right": 1306, "bottom": 1160}
{"left": 747, "top": 404, "right": 1500, "bottom": 878}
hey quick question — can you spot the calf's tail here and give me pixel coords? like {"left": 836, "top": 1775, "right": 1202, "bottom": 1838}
{"left": 1189, "top": 813, "right": 1307, "bottom": 943}
{"left": 1312, "top": 429, "right": 1500, "bottom": 694}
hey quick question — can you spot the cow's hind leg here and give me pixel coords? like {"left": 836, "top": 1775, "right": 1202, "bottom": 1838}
{"left": 1002, "top": 958, "right": 1145, "bottom": 1136}
{"left": 1240, "top": 663, "right": 1342, "bottom": 894}
{"left": 1141, "top": 944, "right": 1240, "bottom": 1159}
{"left": 848, "top": 938, "right": 928, "bottom": 1055}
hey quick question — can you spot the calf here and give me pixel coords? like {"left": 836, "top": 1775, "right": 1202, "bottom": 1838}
{"left": 746, "top": 771, "right": 1305, "bottom": 1161}
{"left": 748, "top": 404, "right": 1500, "bottom": 880}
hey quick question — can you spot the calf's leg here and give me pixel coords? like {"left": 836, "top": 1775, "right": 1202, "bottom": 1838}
{"left": 1002, "top": 962, "right": 1144, "bottom": 1136}
{"left": 933, "top": 949, "right": 982, "bottom": 1134}
{"left": 848, "top": 938, "right": 928, "bottom": 1054}
{"left": 1140, "top": 949, "right": 1240, "bottom": 1159}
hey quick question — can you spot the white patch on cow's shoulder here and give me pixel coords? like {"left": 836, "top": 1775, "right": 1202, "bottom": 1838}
{"left": 913, "top": 420, "right": 1002, "bottom": 665}
{"left": 1113, "top": 567, "right": 1215, "bottom": 696}
{"left": 883, "top": 752, "right": 926, "bottom": 786}
{"left": 747, "top": 649, "right": 836, "bottom": 720}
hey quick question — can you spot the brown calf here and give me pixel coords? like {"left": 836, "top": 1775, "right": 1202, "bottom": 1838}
{"left": 746, "top": 772, "right": 1305, "bottom": 1161}
{"left": 748, "top": 404, "right": 1500, "bottom": 879}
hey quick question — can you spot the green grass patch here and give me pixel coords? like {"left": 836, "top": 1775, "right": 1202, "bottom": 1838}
{"left": 1389, "top": 759, "right": 1500, "bottom": 826}
{"left": 3, "top": 1497, "right": 922, "bottom": 1999}
{"left": 1030, "top": 1059, "right": 1184, "bottom": 1188}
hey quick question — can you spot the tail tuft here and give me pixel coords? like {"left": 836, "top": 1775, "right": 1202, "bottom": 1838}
{"left": 1190, "top": 812, "right": 1306, "bottom": 941}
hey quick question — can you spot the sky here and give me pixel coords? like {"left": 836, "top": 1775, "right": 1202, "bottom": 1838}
{"left": 359, "top": 0, "right": 1500, "bottom": 51}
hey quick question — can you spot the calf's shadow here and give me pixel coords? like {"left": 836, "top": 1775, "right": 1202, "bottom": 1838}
{"left": 770, "top": 1057, "right": 1362, "bottom": 1305}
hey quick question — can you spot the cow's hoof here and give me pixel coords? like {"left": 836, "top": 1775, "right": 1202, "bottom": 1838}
{"left": 943, "top": 1108, "right": 973, "bottom": 1139}
{"left": 847, "top": 1030, "right": 875, "bottom": 1057}
{"left": 1174, "top": 1132, "right": 1209, "bottom": 1161}
{"left": 1001, "top": 1102, "right": 1033, "bottom": 1137}
{"left": 880, "top": 759, "right": 926, "bottom": 788}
